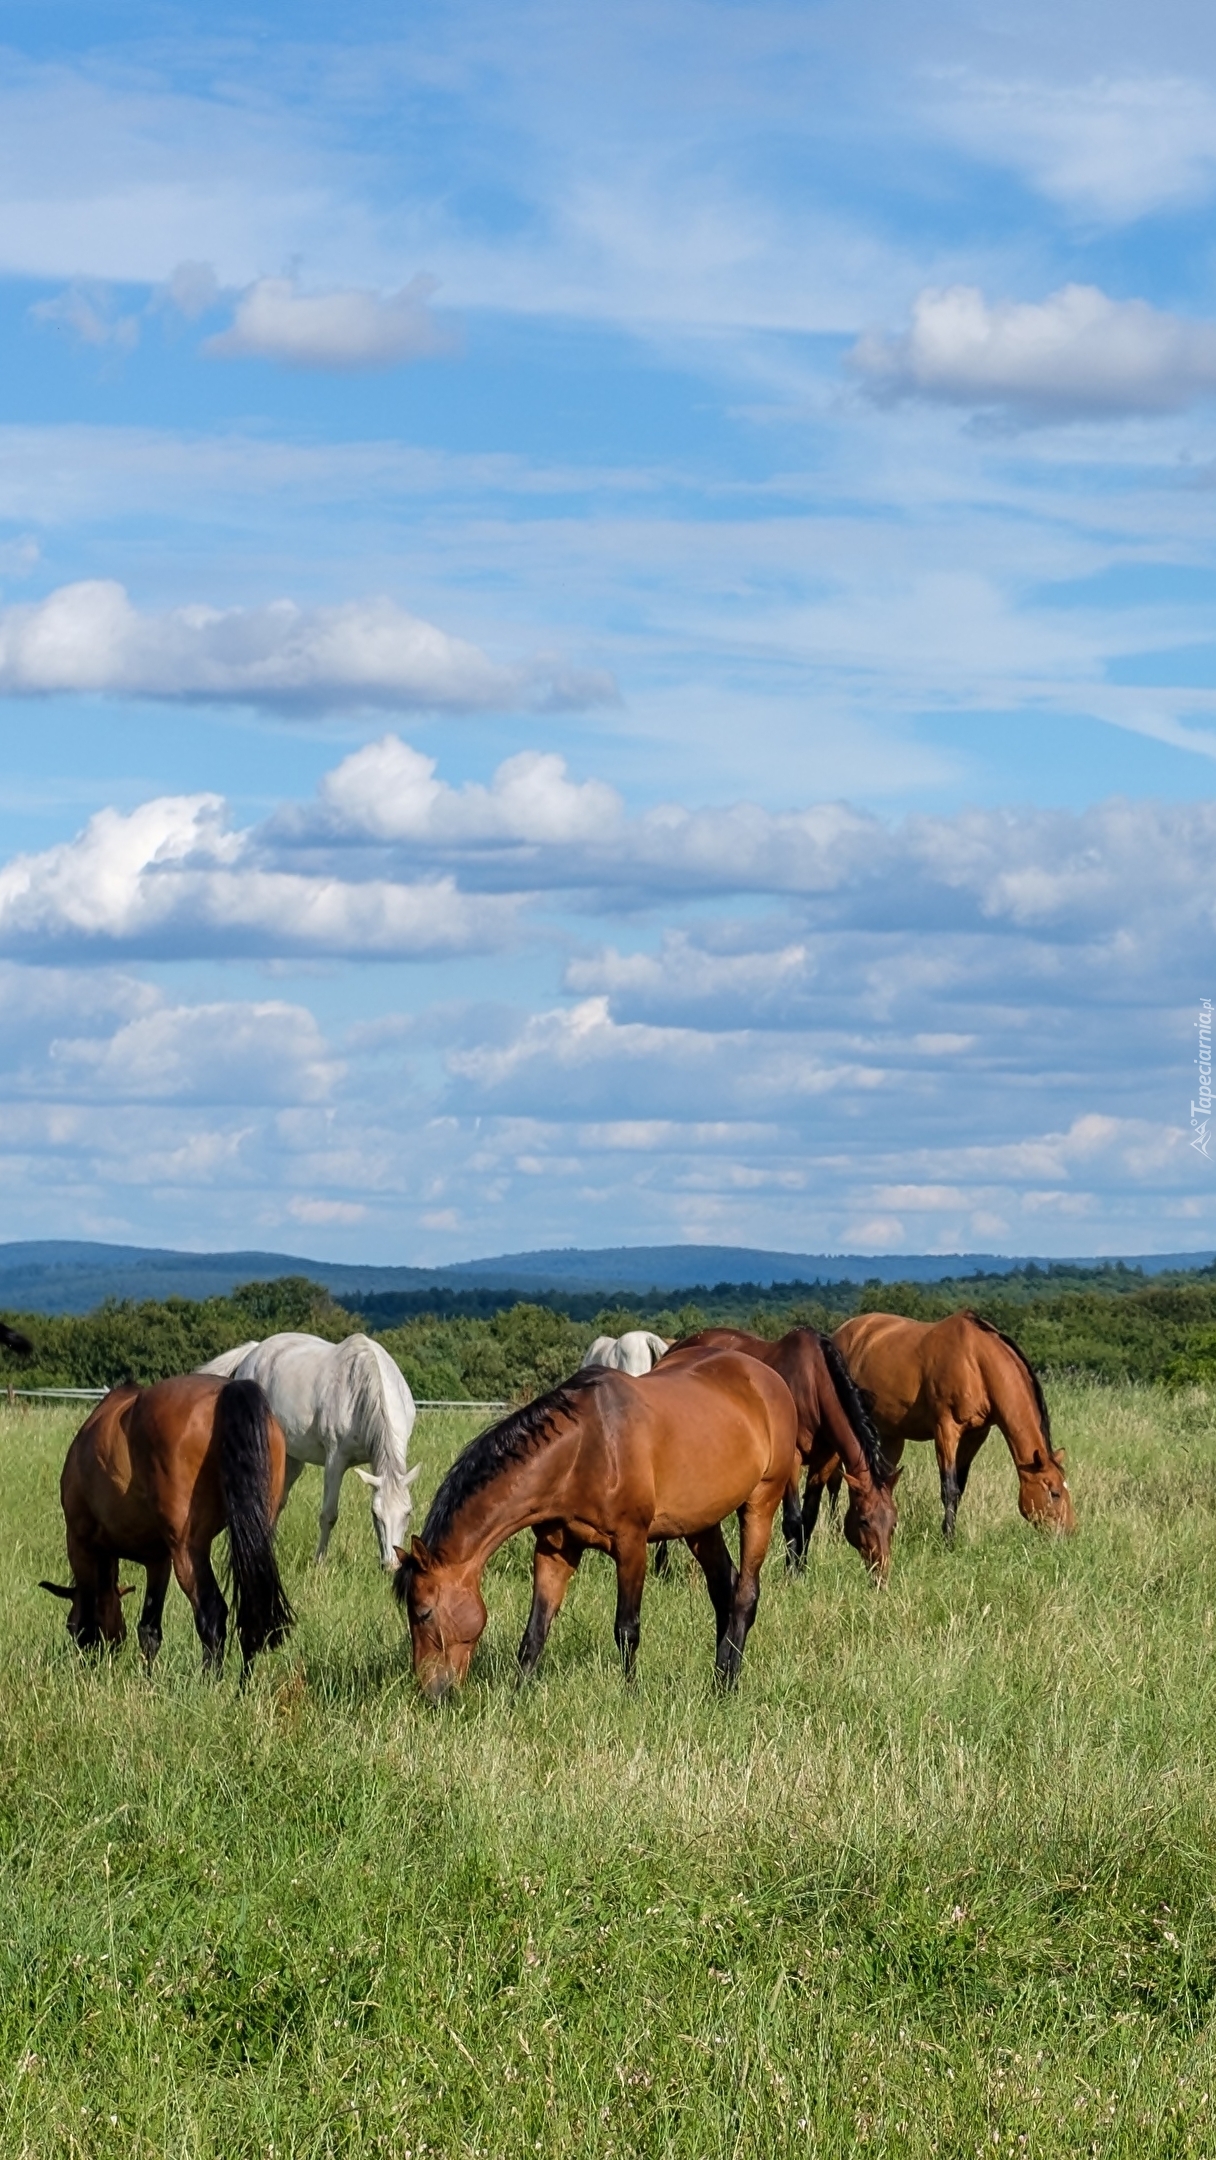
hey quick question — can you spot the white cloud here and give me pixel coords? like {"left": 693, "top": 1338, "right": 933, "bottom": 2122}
{"left": 287, "top": 1196, "right": 369, "bottom": 1225}
{"left": 52, "top": 1000, "right": 342, "bottom": 1104}
{"left": 9, "top": 743, "right": 1216, "bottom": 966}
{"left": 0, "top": 580, "right": 614, "bottom": 714}
{"left": 852, "top": 284, "right": 1216, "bottom": 421}
{"left": 927, "top": 71, "right": 1216, "bottom": 222}
{"left": 206, "top": 274, "right": 455, "bottom": 369}
{"left": 313, "top": 734, "right": 622, "bottom": 847}
{"left": 446, "top": 996, "right": 883, "bottom": 1120}
{"left": 0, "top": 793, "right": 517, "bottom": 958}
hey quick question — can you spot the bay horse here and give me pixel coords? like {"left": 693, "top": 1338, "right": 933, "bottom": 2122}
{"left": 199, "top": 1333, "right": 420, "bottom": 1568}
{"left": 658, "top": 1326, "right": 900, "bottom": 1579}
{"left": 831, "top": 1310, "right": 1074, "bottom": 1539}
{"left": 394, "top": 1349, "right": 798, "bottom": 1700}
{"left": 0, "top": 1320, "right": 33, "bottom": 1357}
{"left": 39, "top": 1375, "right": 294, "bottom": 1675}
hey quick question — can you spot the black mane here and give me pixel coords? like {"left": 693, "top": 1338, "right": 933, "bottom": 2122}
{"left": 965, "top": 1312, "right": 1054, "bottom": 1451}
{"left": 810, "top": 1330, "right": 894, "bottom": 1485}
{"left": 394, "top": 1368, "right": 612, "bottom": 1598}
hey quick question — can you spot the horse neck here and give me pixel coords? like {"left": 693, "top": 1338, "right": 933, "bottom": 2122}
{"left": 348, "top": 1345, "right": 410, "bottom": 1486}
{"left": 434, "top": 1434, "right": 578, "bottom": 1575}
{"left": 979, "top": 1340, "right": 1051, "bottom": 1470}
{"left": 784, "top": 1337, "right": 876, "bottom": 1488}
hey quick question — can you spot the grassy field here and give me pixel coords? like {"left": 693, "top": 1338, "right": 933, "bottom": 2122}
{"left": 4, "top": 1385, "right": 1216, "bottom": 2158}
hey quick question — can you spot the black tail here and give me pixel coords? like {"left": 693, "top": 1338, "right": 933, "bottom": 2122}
{"left": 216, "top": 1379, "right": 294, "bottom": 1668}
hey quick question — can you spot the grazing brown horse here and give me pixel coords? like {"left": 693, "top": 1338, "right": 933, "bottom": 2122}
{"left": 656, "top": 1326, "right": 899, "bottom": 1579}
{"left": 830, "top": 1310, "right": 1074, "bottom": 1539}
{"left": 394, "top": 1350, "right": 798, "bottom": 1699}
{"left": 39, "top": 1376, "right": 295, "bottom": 1675}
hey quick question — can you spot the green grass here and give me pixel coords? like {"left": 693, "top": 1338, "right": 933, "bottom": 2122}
{"left": 5, "top": 1384, "right": 1216, "bottom": 2157}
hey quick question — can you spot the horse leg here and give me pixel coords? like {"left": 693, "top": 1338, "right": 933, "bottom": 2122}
{"left": 936, "top": 1419, "right": 965, "bottom": 1540}
{"left": 137, "top": 1554, "right": 172, "bottom": 1668}
{"left": 91, "top": 1552, "right": 129, "bottom": 1652}
{"left": 717, "top": 1496, "right": 780, "bottom": 1689}
{"left": 518, "top": 1526, "right": 582, "bottom": 1676}
{"left": 686, "top": 1524, "right": 738, "bottom": 1656}
{"left": 782, "top": 1472, "right": 808, "bottom": 1572}
{"left": 314, "top": 1453, "right": 346, "bottom": 1562}
{"left": 172, "top": 1544, "right": 228, "bottom": 1675}
{"left": 62, "top": 1528, "right": 104, "bottom": 1649}
{"left": 953, "top": 1425, "right": 990, "bottom": 1513}
{"left": 611, "top": 1533, "right": 650, "bottom": 1679}
{"left": 277, "top": 1452, "right": 306, "bottom": 1523}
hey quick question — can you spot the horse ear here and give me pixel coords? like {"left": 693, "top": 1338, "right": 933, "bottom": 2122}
{"left": 404, "top": 1464, "right": 422, "bottom": 1487}
{"left": 1030, "top": 1448, "right": 1045, "bottom": 1472}
{"left": 410, "top": 1536, "right": 434, "bottom": 1571}
{"left": 354, "top": 1467, "right": 383, "bottom": 1489}
{"left": 38, "top": 1580, "right": 74, "bottom": 1599}
{"left": 118, "top": 1585, "right": 137, "bottom": 1598}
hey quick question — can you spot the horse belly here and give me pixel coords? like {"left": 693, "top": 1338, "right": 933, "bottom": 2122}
{"left": 648, "top": 1439, "right": 768, "bottom": 1538}
{"left": 284, "top": 1427, "right": 327, "bottom": 1467}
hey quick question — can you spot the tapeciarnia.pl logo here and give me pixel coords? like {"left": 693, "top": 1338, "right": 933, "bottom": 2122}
{"left": 1192, "top": 997, "right": 1212, "bottom": 1160}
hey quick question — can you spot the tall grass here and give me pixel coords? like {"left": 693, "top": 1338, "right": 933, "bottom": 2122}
{"left": 3, "top": 1383, "right": 1216, "bottom": 2156}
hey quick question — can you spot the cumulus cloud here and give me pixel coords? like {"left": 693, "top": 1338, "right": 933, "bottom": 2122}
{"left": 7, "top": 740, "right": 1216, "bottom": 965}
{"left": 310, "top": 734, "right": 623, "bottom": 849}
{"left": 52, "top": 999, "right": 341, "bottom": 1103}
{"left": 205, "top": 273, "right": 455, "bottom": 369}
{"left": 0, "top": 794, "right": 517, "bottom": 959}
{"left": 446, "top": 996, "right": 883, "bottom": 1120}
{"left": 0, "top": 581, "right": 615, "bottom": 714}
{"left": 852, "top": 284, "right": 1216, "bottom": 421}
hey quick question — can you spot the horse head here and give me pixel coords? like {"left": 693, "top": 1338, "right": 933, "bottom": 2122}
{"left": 358, "top": 1461, "right": 421, "bottom": 1569}
{"left": 1015, "top": 1446, "right": 1074, "bottom": 1533}
{"left": 841, "top": 1465, "right": 901, "bottom": 1582}
{"left": 39, "top": 1578, "right": 135, "bottom": 1648}
{"left": 393, "top": 1536, "right": 487, "bottom": 1700}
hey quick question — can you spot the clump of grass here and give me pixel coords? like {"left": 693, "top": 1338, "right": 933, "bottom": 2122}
{"left": 3, "top": 1385, "right": 1216, "bottom": 2156}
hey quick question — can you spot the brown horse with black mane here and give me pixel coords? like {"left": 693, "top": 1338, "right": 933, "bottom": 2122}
{"left": 829, "top": 1310, "right": 1073, "bottom": 1539}
{"left": 39, "top": 1375, "right": 295, "bottom": 1676}
{"left": 395, "top": 1350, "right": 798, "bottom": 1699}
{"left": 657, "top": 1326, "right": 900, "bottom": 1579}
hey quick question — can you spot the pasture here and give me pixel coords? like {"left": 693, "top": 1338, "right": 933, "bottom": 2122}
{"left": 4, "top": 1383, "right": 1216, "bottom": 2158}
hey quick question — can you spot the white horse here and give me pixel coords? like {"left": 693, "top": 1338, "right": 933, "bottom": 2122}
{"left": 198, "top": 1341, "right": 260, "bottom": 1378}
{"left": 584, "top": 1329, "right": 669, "bottom": 1375}
{"left": 198, "top": 1332, "right": 418, "bottom": 1568}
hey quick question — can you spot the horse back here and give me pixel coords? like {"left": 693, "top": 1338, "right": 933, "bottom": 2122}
{"left": 670, "top": 1326, "right": 827, "bottom": 1457}
{"left": 631, "top": 1351, "right": 798, "bottom": 1528}
{"left": 66, "top": 1376, "right": 234, "bottom": 1554}
{"left": 834, "top": 1312, "right": 990, "bottom": 1435}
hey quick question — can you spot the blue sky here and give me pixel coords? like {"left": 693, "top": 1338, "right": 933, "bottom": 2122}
{"left": 2, "top": 0, "right": 1216, "bottom": 1262}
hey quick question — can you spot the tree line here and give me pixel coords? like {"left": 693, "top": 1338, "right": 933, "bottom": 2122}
{"left": 4, "top": 1263, "right": 1216, "bottom": 1398}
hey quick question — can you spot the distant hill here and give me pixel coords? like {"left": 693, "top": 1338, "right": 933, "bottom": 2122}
{"left": 0, "top": 1237, "right": 1214, "bottom": 1315}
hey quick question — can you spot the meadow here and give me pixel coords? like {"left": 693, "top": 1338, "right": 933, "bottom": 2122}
{"left": 4, "top": 1383, "right": 1216, "bottom": 2158}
